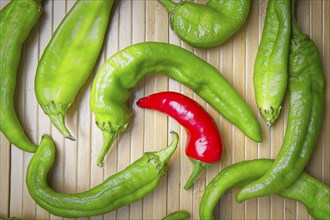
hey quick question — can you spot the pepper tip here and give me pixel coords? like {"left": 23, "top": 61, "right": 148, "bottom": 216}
{"left": 48, "top": 113, "right": 74, "bottom": 141}
{"left": 235, "top": 193, "right": 245, "bottom": 203}
{"left": 97, "top": 161, "right": 104, "bottom": 168}
{"left": 96, "top": 131, "right": 118, "bottom": 167}
{"left": 65, "top": 135, "right": 76, "bottom": 141}
{"left": 155, "top": 131, "right": 179, "bottom": 163}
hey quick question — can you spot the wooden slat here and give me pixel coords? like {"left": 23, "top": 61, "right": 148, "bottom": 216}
{"left": 0, "top": 133, "right": 10, "bottom": 217}
{"left": 0, "top": 0, "right": 328, "bottom": 219}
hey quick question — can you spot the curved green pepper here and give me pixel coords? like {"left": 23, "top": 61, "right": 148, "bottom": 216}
{"left": 253, "top": 0, "right": 291, "bottom": 126}
{"left": 236, "top": 0, "right": 325, "bottom": 202}
{"left": 90, "top": 42, "right": 262, "bottom": 166}
{"left": 200, "top": 159, "right": 330, "bottom": 220}
{"left": 159, "top": 0, "right": 250, "bottom": 48}
{"left": 26, "top": 132, "right": 179, "bottom": 218}
{"left": 35, "top": 0, "right": 114, "bottom": 139}
{"left": 162, "top": 211, "right": 190, "bottom": 220}
{"left": 0, "top": 0, "right": 43, "bottom": 152}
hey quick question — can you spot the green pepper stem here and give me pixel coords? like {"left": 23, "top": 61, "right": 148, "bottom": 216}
{"left": 97, "top": 131, "right": 118, "bottom": 167}
{"left": 48, "top": 113, "right": 75, "bottom": 141}
{"left": 155, "top": 131, "right": 179, "bottom": 163}
{"left": 159, "top": 0, "right": 177, "bottom": 12}
{"left": 184, "top": 159, "right": 210, "bottom": 190}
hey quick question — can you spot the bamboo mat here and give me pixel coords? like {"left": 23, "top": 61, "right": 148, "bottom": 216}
{"left": 0, "top": 0, "right": 329, "bottom": 219}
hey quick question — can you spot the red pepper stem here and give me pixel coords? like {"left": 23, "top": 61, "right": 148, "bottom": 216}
{"left": 97, "top": 131, "right": 118, "bottom": 167}
{"left": 184, "top": 159, "right": 210, "bottom": 190}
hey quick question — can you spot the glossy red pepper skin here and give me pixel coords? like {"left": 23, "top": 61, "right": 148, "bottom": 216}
{"left": 137, "top": 91, "right": 222, "bottom": 189}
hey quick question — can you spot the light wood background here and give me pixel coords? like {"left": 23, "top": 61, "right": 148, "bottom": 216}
{"left": 0, "top": 0, "right": 329, "bottom": 219}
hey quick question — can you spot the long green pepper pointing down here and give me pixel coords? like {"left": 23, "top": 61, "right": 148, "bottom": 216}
{"left": 91, "top": 42, "right": 262, "bottom": 167}
{"left": 0, "top": 0, "right": 43, "bottom": 152}
{"left": 253, "top": 0, "right": 291, "bottom": 126}
{"left": 237, "top": 0, "right": 325, "bottom": 202}
{"left": 35, "top": 0, "right": 114, "bottom": 139}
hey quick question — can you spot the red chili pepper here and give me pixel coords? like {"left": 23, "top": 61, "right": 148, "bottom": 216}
{"left": 137, "top": 91, "right": 223, "bottom": 189}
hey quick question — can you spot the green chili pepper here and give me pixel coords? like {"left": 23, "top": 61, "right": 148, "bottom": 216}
{"left": 0, "top": 0, "right": 43, "bottom": 152}
{"left": 200, "top": 159, "right": 330, "bottom": 220}
{"left": 253, "top": 0, "right": 291, "bottom": 126}
{"left": 90, "top": 42, "right": 262, "bottom": 167}
{"left": 35, "top": 0, "right": 114, "bottom": 139}
{"left": 162, "top": 211, "right": 190, "bottom": 220}
{"left": 26, "top": 131, "right": 179, "bottom": 218}
{"left": 236, "top": 0, "right": 325, "bottom": 202}
{"left": 159, "top": 0, "right": 250, "bottom": 48}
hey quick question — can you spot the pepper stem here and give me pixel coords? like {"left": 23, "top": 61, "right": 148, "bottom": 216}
{"left": 155, "top": 131, "right": 179, "bottom": 163}
{"left": 184, "top": 159, "right": 210, "bottom": 190}
{"left": 97, "top": 131, "right": 118, "bottom": 167}
{"left": 159, "top": 0, "right": 177, "bottom": 12}
{"left": 48, "top": 113, "right": 75, "bottom": 141}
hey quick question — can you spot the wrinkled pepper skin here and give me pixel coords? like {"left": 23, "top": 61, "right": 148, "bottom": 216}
{"left": 199, "top": 159, "right": 330, "bottom": 220}
{"left": 253, "top": 0, "right": 291, "bottom": 126}
{"left": 236, "top": 1, "right": 325, "bottom": 202}
{"left": 35, "top": 0, "right": 114, "bottom": 139}
{"left": 26, "top": 132, "right": 179, "bottom": 218}
{"left": 0, "top": 0, "right": 43, "bottom": 152}
{"left": 90, "top": 42, "right": 262, "bottom": 167}
{"left": 159, "top": 0, "right": 250, "bottom": 48}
